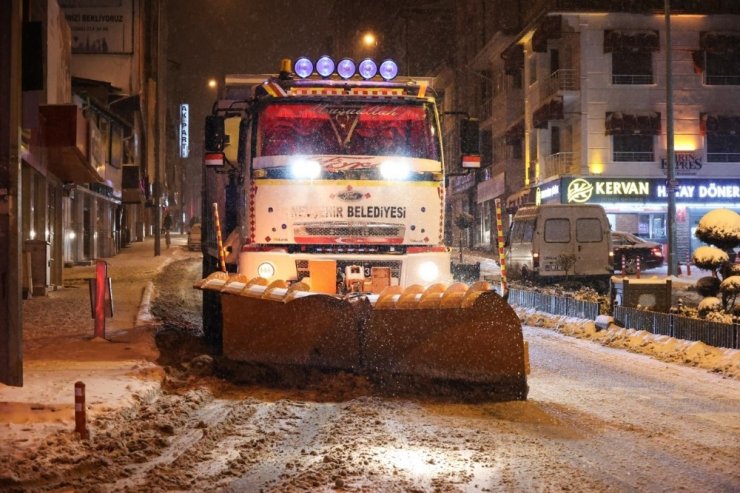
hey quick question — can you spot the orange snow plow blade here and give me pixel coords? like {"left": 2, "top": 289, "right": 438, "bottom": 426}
{"left": 197, "top": 275, "right": 528, "bottom": 401}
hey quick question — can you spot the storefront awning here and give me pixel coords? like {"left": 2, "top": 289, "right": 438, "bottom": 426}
{"left": 605, "top": 111, "right": 661, "bottom": 135}
{"left": 700, "top": 113, "right": 740, "bottom": 135}
{"left": 603, "top": 30, "right": 659, "bottom": 53}
{"left": 533, "top": 98, "right": 564, "bottom": 129}
{"left": 39, "top": 104, "right": 103, "bottom": 185}
{"left": 506, "top": 188, "right": 534, "bottom": 211}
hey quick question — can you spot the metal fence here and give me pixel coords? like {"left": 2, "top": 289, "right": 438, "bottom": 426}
{"left": 614, "top": 305, "right": 740, "bottom": 350}
{"left": 509, "top": 288, "right": 740, "bottom": 349}
{"left": 508, "top": 288, "right": 601, "bottom": 321}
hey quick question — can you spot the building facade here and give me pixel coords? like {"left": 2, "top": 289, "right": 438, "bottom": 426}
{"left": 445, "top": 0, "right": 740, "bottom": 262}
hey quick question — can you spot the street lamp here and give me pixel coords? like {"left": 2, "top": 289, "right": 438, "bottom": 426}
{"left": 207, "top": 78, "right": 217, "bottom": 90}
{"left": 362, "top": 32, "right": 377, "bottom": 48}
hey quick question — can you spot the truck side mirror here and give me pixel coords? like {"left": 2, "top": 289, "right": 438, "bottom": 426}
{"left": 205, "top": 115, "right": 225, "bottom": 152}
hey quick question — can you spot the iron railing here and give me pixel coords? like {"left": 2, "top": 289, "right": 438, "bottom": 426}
{"left": 614, "top": 305, "right": 739, "bottom": 349}
{"left": 509, "top": 288, "right": 601, "bottom": 320}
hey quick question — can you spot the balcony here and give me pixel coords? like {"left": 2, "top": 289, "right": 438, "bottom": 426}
{"left": 543, "top": 69, "right": 578, "bottom": 98}
{"left": 539, "top": 152, "right": 576, "bottom": 182}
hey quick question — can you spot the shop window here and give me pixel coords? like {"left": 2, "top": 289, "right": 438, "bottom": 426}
{"left": 706, "top": 134, "right": 740, "bottom": 162}
{"left": 544, "top": 218, "right": 570, "bottom": 243}
{"left": 612, "top": 51, "right": 653, "bottom": 85}
{"left": 613, "top": 135, "right": 654, "bottom": 162}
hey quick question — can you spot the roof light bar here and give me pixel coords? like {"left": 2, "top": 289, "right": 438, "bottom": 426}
{"left": 293, "top": 57, "right": 313, "bottom": 78}
{"left": 315, "top": 55, "right": 335, "bottom": 77}
{"left": 337, "top": 58, "right": 356, "bottom": 79}
{"left": 358, "top": 59, "right": 378, "bottom": 79}
{"left": 379, "top": 59, "right": 399, "bottom": 80}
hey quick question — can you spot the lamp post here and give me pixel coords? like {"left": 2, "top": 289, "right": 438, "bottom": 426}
{"left": 665, "top": 0, "right": 678, "bottom": 276}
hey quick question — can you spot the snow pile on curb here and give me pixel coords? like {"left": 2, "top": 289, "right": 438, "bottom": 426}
{"left": 516, "top": 308, "right": 740, "bottom": 379}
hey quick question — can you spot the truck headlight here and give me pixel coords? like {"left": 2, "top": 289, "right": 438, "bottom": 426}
{"left": 418, "top": 261, "right": 439, "bottom": 283}
{"left": 380, "top": 159, "right": 410, "bottom": 180}
{"left": 257, "top": 262, "right": 275, "bottom": 279}
{"left": 289, "top": 157, "right": 321, "bottom": 179}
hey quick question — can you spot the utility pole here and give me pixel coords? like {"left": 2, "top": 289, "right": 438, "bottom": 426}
{"left": 665, "top": 0, "right": 678, "bottom": 276}
{"left": 0, "top": 0, "right": 23, "bottom": 386}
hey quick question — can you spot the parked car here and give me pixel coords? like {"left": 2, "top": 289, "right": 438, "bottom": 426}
{"left": 611, "top": 231, "right": 664, "bottom": 273}
{"left": 187, "top": 223, "right": 202, "bottom": 251}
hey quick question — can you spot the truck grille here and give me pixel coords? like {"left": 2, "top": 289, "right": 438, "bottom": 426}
{"left": 294, "top": 222, "right": 405, "bottom": 241}
{"left": 295, "top": 259, "right": 402, "bottom": 280}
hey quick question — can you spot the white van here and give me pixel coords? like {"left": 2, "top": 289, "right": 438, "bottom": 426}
{"left": 505, "top": 204, "right": 613, "bottom": 286}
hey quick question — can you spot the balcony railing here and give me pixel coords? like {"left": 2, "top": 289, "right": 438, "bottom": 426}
{"left": 613, "top": 151, "right": 654, "bottom": 162}
{"left": 612, "top": 74, "right": 654, "bottom": 85}
{"left": 704, "top": 75, "right": 740, "bottom": 85}
{"left": 707, "top": 152, "right": 740, "bottom": 162}
{"left": 543, "top": 69, "right": 578, "bottom": 98}
{"left": 539, "top": 152, "right": 576, "bottom": 181}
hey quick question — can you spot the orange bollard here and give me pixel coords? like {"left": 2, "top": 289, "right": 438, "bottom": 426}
{"left": 686, "top": 258, "right": 691, "bottom": 276}
{"left": 636, "top": 256, "right": 641, "bottom": 279}
{"left": 94, "top": 260, "right": 108, "bottom": 339}
{"left": 212, "top": 202, "right": 227, "bottom": 273}
{"left": 74, "top": 381, "right": 89, "bottom": 439}
{"left": 621, "top": 255, "right": 627, "bottom": 277}
{"left": 494, "top": 198, "right": 508, "bottom": 297}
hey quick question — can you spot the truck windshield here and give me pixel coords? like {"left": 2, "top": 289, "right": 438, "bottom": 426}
{"left": 255, "top": 101, "right": 440, "bottom": 161}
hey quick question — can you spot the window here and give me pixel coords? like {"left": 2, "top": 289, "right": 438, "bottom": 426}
{"left": 705, "top": 51, "right": 740, "bottom": 86}
{"left": 612, "top": 51, "right": 653, "bottom": 84}
{"left": 707, "top": 134, "right": 740, "bottom": 162}
{"left": 576, "top": 218, "right": 603, "bottom": 243}
{"left": 544, "top": 218, "right": 570, "bottom": 243}
{"left": 613, "top": 135, "right": 654, "bottom": 162}
{"left": 551, "top": 126, "right": 560, "bottom": 155}
{"left": 522, "top": 220, "right": 535, "bottom": 242}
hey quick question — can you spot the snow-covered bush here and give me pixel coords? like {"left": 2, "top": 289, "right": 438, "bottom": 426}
{"left": 694, "top": 208, "right": 740, "bottom": 252}
{"left": 695, "top": 276, "right": 721, "bottom": 297}
{"left": 697, "top": 296, "right": 722, "bottom": 317}
{"left": 692, "top": 209, "right": 740, "bottom": 314}
{"left": 692, "top": 246, "right": 729, "bottom": 275}
{"left": 719, "top": 275, "right": 740, "bottom": 313}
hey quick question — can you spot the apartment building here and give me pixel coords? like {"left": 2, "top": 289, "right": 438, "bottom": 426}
{"left": 447, "top": 0, "right": 740, "bottom": 261}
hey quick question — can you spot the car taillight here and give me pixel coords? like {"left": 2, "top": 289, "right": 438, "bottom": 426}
{"left": 652, "top": 247, "right": 663, "bottom": 256}
{"left": 532, "top": 251, "right": 539, "bottom": 269}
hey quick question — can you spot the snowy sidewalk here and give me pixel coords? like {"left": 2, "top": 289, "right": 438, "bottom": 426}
{"left": 0, "top": 236, "right": 189, "bottom": 448}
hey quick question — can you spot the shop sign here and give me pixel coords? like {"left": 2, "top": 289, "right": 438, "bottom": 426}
{"left": 561, "top": 177, "right": 740, "bottom": 203}
{"left": 535, "top": 183, "right": 560, "bottom": 205}
{"left": 565, "top": 177, "right": 650, "bottom": 203}
{"left": 657, "top": 180, "right": 740, "bottom": 200}
{"left": 179, "top": 104, "right": 189, "bottom": 158}
{"left": 660, "top": 151, "right": 703, "bottom": 176}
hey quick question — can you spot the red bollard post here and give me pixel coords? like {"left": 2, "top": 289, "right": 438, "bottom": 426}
{"left": 94, "top": 260, "right": 107, "bottom": 339}
{"left": 621, "top": 255, "right": 626, "bottom": 277}
{"left": 686, "top": 257, "right": 691, "bottom": 276}
{"left": 74, "top": 381, "right": 89, "bottom": 439}
{"left": 636, "top": 256, "right": 641, "bottom": 279}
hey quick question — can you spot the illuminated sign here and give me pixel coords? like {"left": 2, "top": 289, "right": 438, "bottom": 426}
{"left": 560, "top": 177, "right": 740, "bottom": 203}
{"left": 179, "top": 104, "right": 189, "bottom": 158}
{"left": 566, "top": 178, "right": 650, "bottom": 203}
{"left": 660, "top": 151, "right": 703, "bottom": 176}
{"left": 535, "top": 183, "right": 559, "bottom": 205}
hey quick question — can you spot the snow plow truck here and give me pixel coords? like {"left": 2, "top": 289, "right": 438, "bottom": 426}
{"left": 195, "top": 57, "right": 528, "bottom": 401}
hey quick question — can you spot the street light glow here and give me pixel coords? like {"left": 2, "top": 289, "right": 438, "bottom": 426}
{"left": 362, "top": 32, "right": 376, "bottom": 47}
{"left": 208, "top": 78, "right": 217, "bottom": 89}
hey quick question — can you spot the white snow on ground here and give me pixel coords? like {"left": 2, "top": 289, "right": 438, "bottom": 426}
{"left": 516, "top": 307, "right": 740, "bottom": 379}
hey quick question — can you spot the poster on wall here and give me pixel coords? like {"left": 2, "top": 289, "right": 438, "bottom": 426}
{"left": 60, "top": 0, "right": 133, "bottom": 54}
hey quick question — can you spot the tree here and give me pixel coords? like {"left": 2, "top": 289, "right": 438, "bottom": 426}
{"left": 692, "top": 209, "right": 740, "bottom": 315}
{"left": 454, "top": 211, "right": 475, "bottom": 263}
